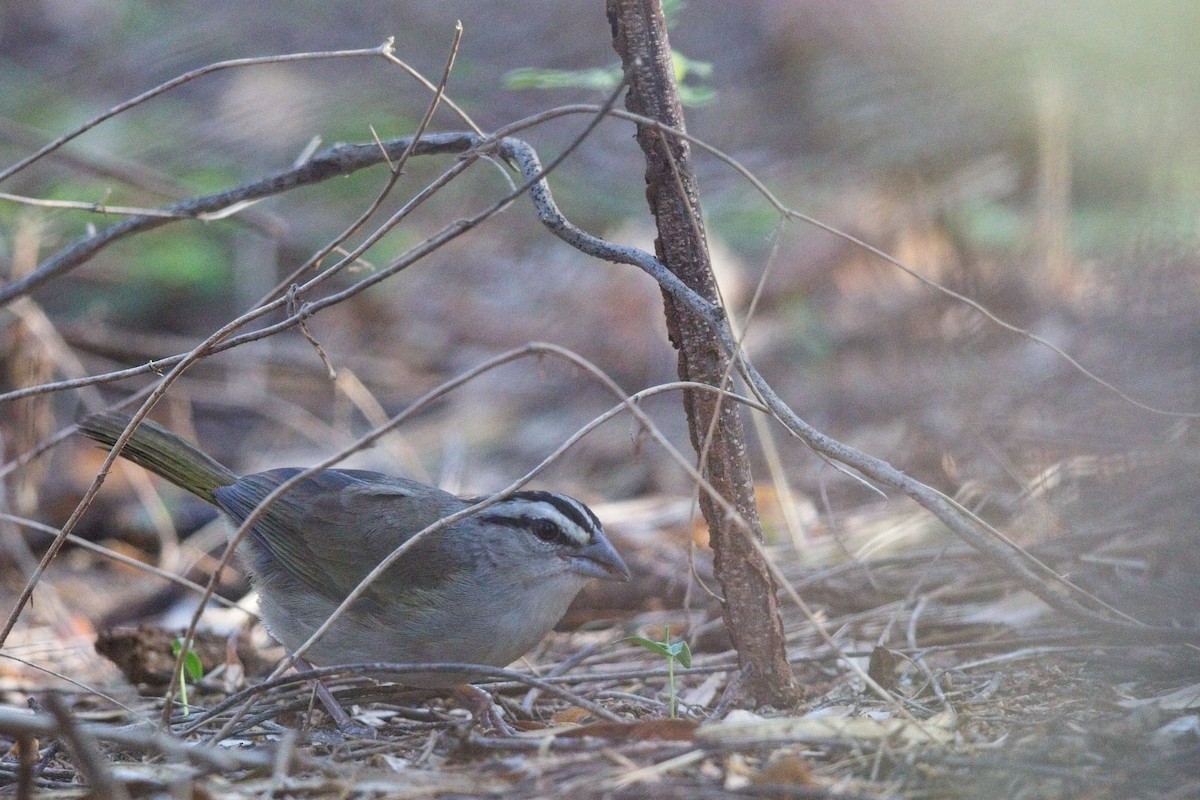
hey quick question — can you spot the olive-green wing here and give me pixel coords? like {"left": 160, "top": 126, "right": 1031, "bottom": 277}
{"left": 213, "top": 469, "right": 470, "bottom": 605}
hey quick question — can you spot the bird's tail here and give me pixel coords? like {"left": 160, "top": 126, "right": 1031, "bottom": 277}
{"left": 78, "top": 411, "right": 237, "bottom": 504}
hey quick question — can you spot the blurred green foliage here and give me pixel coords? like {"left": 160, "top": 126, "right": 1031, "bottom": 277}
{"left": 120, "top": 228, "right": 230, "bottom": 291}
{"left": 502, "top": 0, "right": 713, "bottom": 106}
{"left": 710, "top": 196, "right": 784, "bottom": 258}
{"left": 503, "top": 51, "right": 715, "bottom": 107}
{"left": 949, "top": 200, "right": 1025, "bottom": 253}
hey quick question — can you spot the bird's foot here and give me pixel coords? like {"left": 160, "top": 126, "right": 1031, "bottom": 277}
{"left": 451, "top": 684, "right": 518, "bottom": 736}
{"left": 297, "top": 659, "right": 377, "bottom": 739}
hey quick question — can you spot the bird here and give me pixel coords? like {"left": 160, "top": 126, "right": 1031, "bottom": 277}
{"left": 78, "top": 411, "right": 630, "bottom": 734}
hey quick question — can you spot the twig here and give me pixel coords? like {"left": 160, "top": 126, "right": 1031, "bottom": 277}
{"left": 0, "top": 653, "right": 143, "bottom": 717}
{"left": 906, "top": 596, "right": 950, "bottom": 706}
{"left": 0, "top": 41, "right": 396, "bottom": 186}
{"left": 41, "top": 693, "right": 131, "bottom": 800}
{"left": 379, "top": 41, "right": 482, "bottom": 135}
{"left": 0, "top": 192, "right": 199, "bottom": 218}
{"left": 185, "top": 662, "right": 627, "bottom": 742}
{"left": 0, "top": 512, "right": 238, "bottom": 608}
{"left": 261, "top": 22, "right": 463, "bottom": 304}
{"left": 0, "top": 704, "right": 276, "bottom": 773}
{"left": 263, "top": 728, "right": 299, "bottom": 799}
{"left": 609, "top": 0, "right": 795, "bottom": 705}
{"left": 14, "top": 733, "right": 35, "bottom": 800}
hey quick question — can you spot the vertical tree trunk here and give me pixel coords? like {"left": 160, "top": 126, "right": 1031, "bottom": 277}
{"left": 607, "top": 0, "right": 799, "bottom": 706}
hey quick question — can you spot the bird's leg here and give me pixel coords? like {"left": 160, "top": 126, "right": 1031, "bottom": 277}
{"left": 451, "top": 684, "right": 517, "bottom": 736}
{"left": 295, "top": 658, "right": 376, "bottom": 739}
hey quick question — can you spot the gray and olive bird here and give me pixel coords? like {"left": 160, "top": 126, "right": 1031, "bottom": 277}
{"left": 79, "top": 412, "right": 629, "bottom": 732}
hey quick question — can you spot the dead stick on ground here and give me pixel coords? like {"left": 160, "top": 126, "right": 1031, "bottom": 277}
{"left": 42, "top": 694, "right": 131, "bottom": 800}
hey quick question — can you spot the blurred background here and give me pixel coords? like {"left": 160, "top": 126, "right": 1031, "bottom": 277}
{"left": 2, "top": 1, "right": 1199, "bottom": 630}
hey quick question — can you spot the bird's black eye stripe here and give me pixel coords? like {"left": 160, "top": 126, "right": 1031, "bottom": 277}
{"left": 476, "top": 512, "right": 571, "bottom": 545}
{"left": 509, "top": 490, "right": 601, "bottom": 539}
{"left": 473, "top": 492, "right": 601, "bottom": 548}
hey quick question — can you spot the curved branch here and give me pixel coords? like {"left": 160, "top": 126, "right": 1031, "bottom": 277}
{"left": 0, "top": 133, "right": 480, "bottom": 306}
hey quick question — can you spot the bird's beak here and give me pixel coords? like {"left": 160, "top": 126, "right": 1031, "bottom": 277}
{"left": 573, "top": 533, "right": 631, "bottom": 582}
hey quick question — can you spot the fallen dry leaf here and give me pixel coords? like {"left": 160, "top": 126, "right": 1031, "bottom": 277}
{"left": 697, "top": 708, "right": 956, "bottom": 747}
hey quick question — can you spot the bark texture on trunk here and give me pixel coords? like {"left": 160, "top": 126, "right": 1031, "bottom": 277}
{"left": 607, "top": 0, "right": 800, "bottom": 706}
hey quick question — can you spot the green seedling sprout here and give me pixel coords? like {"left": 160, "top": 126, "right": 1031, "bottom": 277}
{"left": 171, "top": 638, "right": 205, "bottom": 716}
{"left": 625, "top": 626, "right": 692, "bottom": 718}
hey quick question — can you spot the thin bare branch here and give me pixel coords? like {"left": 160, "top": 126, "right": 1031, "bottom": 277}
{"left": 42, "top": 694, "right": 131, "bottom": 800}
{"left": 0, "top": 512, "right": 238, "bottom": 608}
{"left": 0, "top": 192, "right": 197, "bottom": 218}
{"left": 261, "top": 21, "right": 463, "bottom": 305}
{"left": 0, "top": 41, "right": 396, "bottom": 186}
{"left": 0, "top": 653, "right": 140, "bottom": 717}
{"left": 0, "top": 705, "right": 275, "bottom": 773}
{"left": 379, "top": 32, "right": 482, "bottom": 135}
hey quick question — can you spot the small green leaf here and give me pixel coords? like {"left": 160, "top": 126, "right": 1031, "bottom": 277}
{"left": 182, "top": 650, "right": 204, "bottom": 682}
{"left": 620, "top": 629, "right": 692, "bottom": 719}
{"left": 172, "top": 638, "right": 204, "bottom": 682}
{"left": 676, "top": 84, "right": 717, "bottom": 107}
{"left": 625, "top": 635, "right": 672, "bottom": 659}
{"left": 675, "top": 640, "right": 693, "bottom": 669}
{"left": 667, "top": 638, "right": 696, "bottom": 671}
{"left": 672, "top": 52, "right": 713, "bottom": 81}
{"left": 624, "top": 633, "right": 691, "bottom": 667}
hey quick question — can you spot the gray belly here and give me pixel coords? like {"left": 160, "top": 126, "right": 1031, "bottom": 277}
{"left": 256, "top": 572, "right": 587, "bottom": 688}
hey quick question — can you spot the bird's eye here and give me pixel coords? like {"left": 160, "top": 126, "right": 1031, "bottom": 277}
{"left": 531, "top": 518, "right": 563, "bottom": 544}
